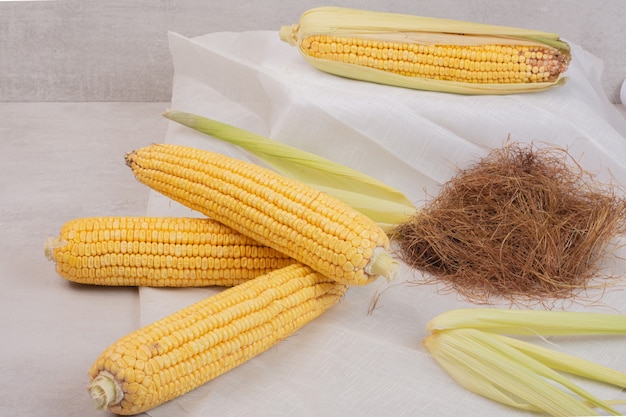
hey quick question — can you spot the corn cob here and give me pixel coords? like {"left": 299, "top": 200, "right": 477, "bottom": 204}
{"left": 88, "top": 263, "right": 347, "bottom": 415}
{"left": 125, "top": 144, "right": 397, "bottom": 286}
{"left": 45, "top": 216, "right": 296, "bottom": 287}
{"left": 279, "top": 7, "right": 571, "bottom": 94}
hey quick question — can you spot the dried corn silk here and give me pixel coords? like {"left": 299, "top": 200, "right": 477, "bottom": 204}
{"left": 392, "top": 142, "right": 626, "bottom": 304}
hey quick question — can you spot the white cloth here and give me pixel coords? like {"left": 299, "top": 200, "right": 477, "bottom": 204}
{"left": 139, "top": 31, "right": 626, "bottom": 416}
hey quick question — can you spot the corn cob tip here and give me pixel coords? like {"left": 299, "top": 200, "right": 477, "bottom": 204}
{"left": 88, "top": 371, "right": 123, "bottom": 411}
{"left": 124, "top": 150, "right": 136, "bottom": 168}
{"left": 366, "top": 247, "right": 399, "bottom": 282}
{"left": 44, "top": 236, "right": 66, "bottom": 261}
{"left": 279, "top": 24, "right": 299, "bottom": 46}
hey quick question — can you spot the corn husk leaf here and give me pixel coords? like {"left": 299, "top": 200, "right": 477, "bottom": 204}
{"left": 279, "top": 6, "right": 570, "bottom": 95}
{"left": 425, "top": 329, "right": 597, "bottom": 416}
{"left": 468, "top": 329, "right": 622, "bottom": 415}
{"left": 427, "top": 308, "right": 626, "bottom": 335}
{"left": 163, "top": 110, "right": 416, "bottom": 231}
{"left": 424, "top": 335, "right": 543, "bottom": 413}
{"left": 284, "top": 7, "right": 569, "bottom": 45}
{"left": 493, "top": 333, "right": 626, "bottom": 388}
{"left": 425, "top": 328, "right": 626, "bottom": 416}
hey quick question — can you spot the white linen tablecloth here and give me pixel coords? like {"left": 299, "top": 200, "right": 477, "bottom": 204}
{"left": 135, "top": 31, "right": 626, "bottom": 416}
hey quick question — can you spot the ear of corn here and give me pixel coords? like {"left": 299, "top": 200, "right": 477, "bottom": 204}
{"left": 162, "top": 110, "right": 416, "bottom": 232}
{"left": 44, "top": 216, "right": 296, "bottom": 287}
{"left": 279, "top": 6, "right": 571, "bottom": 94}
{"left": 125, "top": 143, "right": 397, "bottom": 286}
{"left": 88, "top": 263, "right": 347, "bottom": 415}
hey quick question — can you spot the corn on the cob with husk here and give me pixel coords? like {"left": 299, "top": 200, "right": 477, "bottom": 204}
{"left": 424, "top": 309, "right": 626, "bottom": 416}
{"left": 279, "top": 6, "right": 571, "bottom": 94}
{"left": 45, "top": 216, "right": 296, "bottom": 287}
{"left": 124, "top": 143, "right": 397, "bottom": 286}
{"left": 88, "top": 263, "right": 347, "bottom": 415}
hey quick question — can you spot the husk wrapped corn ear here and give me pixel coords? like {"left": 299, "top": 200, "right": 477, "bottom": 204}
{"left": 280, "top": 7, "right": 571, "bottom": 94}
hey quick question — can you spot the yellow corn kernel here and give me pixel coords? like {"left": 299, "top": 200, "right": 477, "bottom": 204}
{"left": 279, "top": 7, "right": 571, "bottom": 94}
{"left": 45, "top": 216, "right": 296, "bottom": 287}
{"left": 125, "top": 144, "right": 397, "bottom": 286}
{"left": 88, "top": 263, "right": 347, "bottom": 415}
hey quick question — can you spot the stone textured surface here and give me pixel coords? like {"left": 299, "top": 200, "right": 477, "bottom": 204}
{"left": 1, "top": 0, "right": 625, "bottom": 103}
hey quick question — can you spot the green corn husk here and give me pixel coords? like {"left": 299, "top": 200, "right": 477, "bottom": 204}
{"left": 492, "top": 333, "right": 626, "bottom": 388}
{"left": 427, "top": 308, "right": 626, "bottom": 335}
{"left": 424, "top": 309, "right": 626, "bottom": 416}
{"left": 424, "top": 328, "right": 625, "bottom": 416}
{"left": 163, "top": 110, "right": 416, "bottom": 231}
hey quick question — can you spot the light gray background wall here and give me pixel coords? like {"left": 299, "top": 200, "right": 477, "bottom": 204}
{"left": 2, "top": 0, "right": 625, "bottom": 103}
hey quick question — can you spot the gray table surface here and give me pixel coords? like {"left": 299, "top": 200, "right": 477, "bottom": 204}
{"left": 1, "top": 102, "right": 170, "bottom": 417}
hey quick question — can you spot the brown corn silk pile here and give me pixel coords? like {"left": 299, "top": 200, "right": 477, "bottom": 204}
{"left": 392, "top": 143, "right": 626, "bottom": 304}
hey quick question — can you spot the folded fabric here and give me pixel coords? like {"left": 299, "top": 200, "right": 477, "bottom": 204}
{"left": 136, "top": 30, "right": 626, "bottom": 417}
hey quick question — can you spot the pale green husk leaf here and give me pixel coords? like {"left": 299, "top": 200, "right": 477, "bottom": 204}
{"left": 425, "top": 328, "right": 626, "bottom": 416}
{"left": 163, "top": 110, "right": 416, "bottom": 231}
{"left": 427, "top": 308, "right": 626, "bottom": 335}
{"left": 287, "top": 7, "right": 568, "bottom": 46}
{"left": 493, "top": 333, "right": 626, "bottom": 388}
{"left": 424, "top": 309, "right": 626, "bottom": 416}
